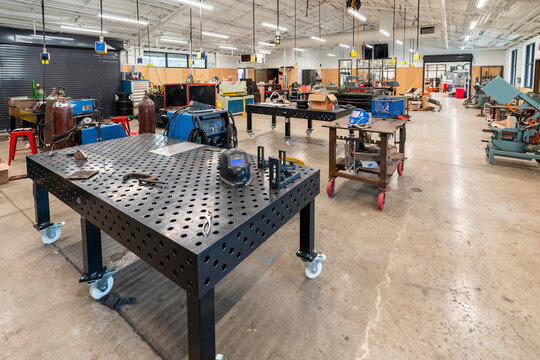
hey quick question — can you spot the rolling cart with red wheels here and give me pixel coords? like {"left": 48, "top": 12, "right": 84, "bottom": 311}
{"left": 323, "top": 118, "right": 407, "bottom": 210}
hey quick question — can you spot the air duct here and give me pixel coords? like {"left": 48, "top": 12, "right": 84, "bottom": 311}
{"left": 277, "top": 26, "right": 438, "bottom": 49}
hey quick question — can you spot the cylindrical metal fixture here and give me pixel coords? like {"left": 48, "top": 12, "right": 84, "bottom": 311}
{"left": 52, "top": 96, "right": 74, "bottom": 149}
{"left": 138, "top": 93, "right": 155, "bottom": 134}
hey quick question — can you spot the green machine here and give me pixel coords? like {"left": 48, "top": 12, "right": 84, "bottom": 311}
{"left": 482, "top": 77, "right": 540, "bottom": 165}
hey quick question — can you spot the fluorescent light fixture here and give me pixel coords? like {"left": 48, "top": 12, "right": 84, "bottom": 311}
{"left": 258, "top": 50, "right": 271, "bottom": 54}
{"left": 409, "top": 48, "right": 416, "bottom": 53}
{"left": 219, "top": 45, "right": 236, "bottom": 50}
{"left": 469, "top": 20, "right": 477, "bottom": 30}
{"left": 28, "top": 34, "right": 74, "bottom": 41}
{"left": 293, "top": 48, "right": 306, "bottom": 52}
{"left": 477, "top": 0, "right": 487, "bottom": 8}
{"left": 174, "top": 0, "right": 213, "bottom": 10}
{"left": 327, "top": 53, "right": 336, "bottom": 57}
{"left": 262, "top": 22, "right": 287, "bottom": 32}
{"left": 339, "top": 43, "right": 350, "bottom": 48}
{"left": 365, "top": 44, "right": 373, "bottom": 49}
{"left": 379, "top": 29, "right": 390, "bottom": 36}
{"left": 347, "top": 8, "right": 366, "bottom": 21}
{"left": 160, "top": 38, "right": 188, "bottom": 44}
{"left": 98, "top": 14, "right": 148, "bottom": 25}
{"left": 460, "top": 46, "right": 465, "bottom": 50}
{"left": 464, "top": 35, "right": 470, "bottom": 41}
{"left": 395, "top": 40, "right": 403, "bottom": 45}
{"left": 202, "top": 31, "right": 229, "bottom": 39}
{"left": 61, "top": 25, "right": 107, "bottom": 34}
{"left": 258, "top": 41, "right": 275, "bottom": 47}
{"left": 310, "top": 36, "right": 326, "bottom": 42}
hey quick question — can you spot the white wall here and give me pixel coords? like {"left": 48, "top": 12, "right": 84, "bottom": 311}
{"left": 503, "top": 35, "right": 539, "bottom": 87}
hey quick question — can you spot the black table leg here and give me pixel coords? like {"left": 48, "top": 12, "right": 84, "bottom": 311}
{"left": 296, "top": 200, "right": 317, "bottom": 261}
{"left": 247, "top": 112, "right": 254, "bottom": 139}
{"left": 285, "top": 117, "right": 291, "bottom": 145}
{"left": 306, "top": 118, "right": 313, "bottom": 136}
{"left": 271, "top": 115, "right": 277, "bottom": 130}
{"left": 187, "top": 288, "right": 216, "bottom": 360}
{"left": 80, "top": 217, "right": 106, "bottom": 280}
{"left": 33, "top": 182, "right": 51, "bottom": 230}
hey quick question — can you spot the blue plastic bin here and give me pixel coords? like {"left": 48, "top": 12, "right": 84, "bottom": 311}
{"left": 371, "top": 98, "right": 404, "bottom": 118}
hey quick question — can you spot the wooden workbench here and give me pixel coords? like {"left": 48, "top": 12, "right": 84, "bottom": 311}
{"left": 322, "top": 118, "right": 407, "bottom": 210}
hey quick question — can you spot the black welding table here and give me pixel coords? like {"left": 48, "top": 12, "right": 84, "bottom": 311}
{"left": 27, "top": 134, "right": 324, "bottom": 360}
{"left": 245, "top": 103, "right": 354, "bottom": 145}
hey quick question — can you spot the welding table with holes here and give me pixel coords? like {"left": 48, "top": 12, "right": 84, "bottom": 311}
{"left": 27, "top": 134, "right": 323, "bottom": 360}
{"left": 245, "top": 103, "right": 354, "bottom": 145}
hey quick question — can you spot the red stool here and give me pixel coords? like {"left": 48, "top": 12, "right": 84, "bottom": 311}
{"left": 8, "top": 128, "right": 37, "bottom": 165}
{"left": 111, "top": 116, "right": 138, "bottom": 136}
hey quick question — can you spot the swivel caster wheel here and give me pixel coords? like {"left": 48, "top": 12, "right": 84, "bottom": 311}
{"left": 327, "top": 180, "right": 335, "bottom": 197}
{"left": 247, "top": 131, "right": 255, "bottom": 140}
{"left": 304, "top": 253, "right": 326, "bottom": 279}
{"left": 216, "top": 355, "right": 227, "bottom": 360}
{"left": 397, "top": 162, "right": 404, "bottom": 176}
{"left": 377, "top": 192, "right": 386, "bottom": 211}
{"left": 271, "top": 125, "right": 276, "bottom": 131}
{"left": 285, "top": 138, "right": 291, "bottom": 146}
{"left": 89, "top": 276, "right": 114, "bottom": 300}
{"left": 41, "top": 222, "right": 65, "bottom": 244}
{"left": 305, "top": 128, "right": 313, "bottom": 137}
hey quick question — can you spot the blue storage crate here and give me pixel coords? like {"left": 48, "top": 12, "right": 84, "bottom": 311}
{"left": 371, "top": 97, "right": 404, "bottom": 118}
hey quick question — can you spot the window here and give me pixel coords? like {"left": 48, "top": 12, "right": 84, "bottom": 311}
{"left": 167, "top": 53, "right": 188, "bottom": 68}
{"left": 524, "top": 43, "right": 535, "bottom": 88}
{"left": 189, "top": 56, "right": 207, "bottom": 69}
{"left": 510, "top": 49, "right": 517, "bottom": 85}
{"left": 143, "top": 51, "right": 166, "bottom": 67}
{"left": 142, "top": 51, "right": 207, "bottom": 68}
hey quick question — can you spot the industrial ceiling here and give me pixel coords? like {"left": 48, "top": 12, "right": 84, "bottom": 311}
{"left": 0, "top": 0, "right": 539, "bottom": 53}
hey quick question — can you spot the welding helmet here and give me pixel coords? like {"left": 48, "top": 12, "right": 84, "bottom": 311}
{"left": 348, "top": 108, "right": 370, "bottom": 127}
{"left": 219, "top": 148, "right": 252, "bottom": 187}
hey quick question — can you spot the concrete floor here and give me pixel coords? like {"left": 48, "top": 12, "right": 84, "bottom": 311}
{"left": 0, "top": 94, "right": 539, "bottom": 360}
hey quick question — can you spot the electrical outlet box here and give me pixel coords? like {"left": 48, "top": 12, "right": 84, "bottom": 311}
{"left": 391, "top": 57, "right": 397, "bottom": 63}
{"left": 413, "top": 53, "right": 420, "bottom": 61}
{"left": 40, "top": 52, "right": 50, "bottom": 64}
{"left": 293, "top": 62, "right": 297, "bottom": 66}
{"left": 274, "top": 34, "right": 281, "bottom": 45}
{"left": 95, "top": 41, "right": 107, "bottom": 54}
{"left": 351, "top": 50, "right": 357, "bottom": 57}
{"left": 189, "top": 59, "right": 194, "bottom": 66}
{"left": 137, "top": 58, "right": 143, "bottom": 64}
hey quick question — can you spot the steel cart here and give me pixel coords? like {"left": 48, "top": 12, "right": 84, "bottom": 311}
{"left": 322, "top": 119, "right": 407, "bottom": 210}
{"left": 27, "top": 134, "right": 325, "bottom": 360}
{"left": 245, "top": 103, "right": 354, "bottom": 145}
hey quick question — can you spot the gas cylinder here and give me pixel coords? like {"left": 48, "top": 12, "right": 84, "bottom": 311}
{"left": 52, "top": 96, "right": 74, "bottom": 149}
{"left": 138, "top": 93, "right": 155, "bottom": 134}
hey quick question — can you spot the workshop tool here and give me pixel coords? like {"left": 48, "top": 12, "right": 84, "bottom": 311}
{"left": 268, "top": 150, "right": 301, "bottom": 189}
{"left": 203, "top": 210, "right": 213, "bottom": 237}
{"left": 481, "top": 77, "right": 540, "bottom": 165}
{"left": 122, "top": 172, "right": 168, "bottom": 188}
{"left": 28, "top": 134, "right": 325, "bottom": 359}
{"left": 257, "top": 146, "right": 269, "bottom": 169}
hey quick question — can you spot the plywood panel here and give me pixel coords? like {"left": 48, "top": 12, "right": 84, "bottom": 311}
{"left": 279, "top": 67, "right": 298, "bottom": 88}
{"left": 321, "top": 69, "right": 338, "bottom": 86}
{"left": 121, "top": 65, "right": 239, "bottom": 85}
{"left": 396, "top": 67, "right": 423, "bottom": 95}
{"left": 471, "top": 66, "right": 481, "bottom": 85}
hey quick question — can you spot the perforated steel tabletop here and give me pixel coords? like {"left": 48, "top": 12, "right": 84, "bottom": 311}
{"left": 27, "top": 134, "right": 320, "bottom": 298}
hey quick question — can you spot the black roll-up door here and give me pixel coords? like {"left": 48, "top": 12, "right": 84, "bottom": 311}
{"left": 0, "top": 44, "right": 121, "bottom": 130}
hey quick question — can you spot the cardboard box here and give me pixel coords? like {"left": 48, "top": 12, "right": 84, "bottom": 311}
{"left": 408, "top": 101, "right": 422, "bottom": 110}
{"left": 308, "top": 93, "right": 337, "bottom": 110}
{"left": 0, "top": 158, "right": 9, "bottom": 185}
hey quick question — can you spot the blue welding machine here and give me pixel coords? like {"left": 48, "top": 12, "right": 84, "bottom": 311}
{"left": 166, "top": 107, "right": 237, "bottom": 149}
{"left": 69, "top": 99, "right": 94, "bottom": 117}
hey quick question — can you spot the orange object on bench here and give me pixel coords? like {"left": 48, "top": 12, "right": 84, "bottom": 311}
{"left": 8, "top": 129, "right": 37, "bottom": 165}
